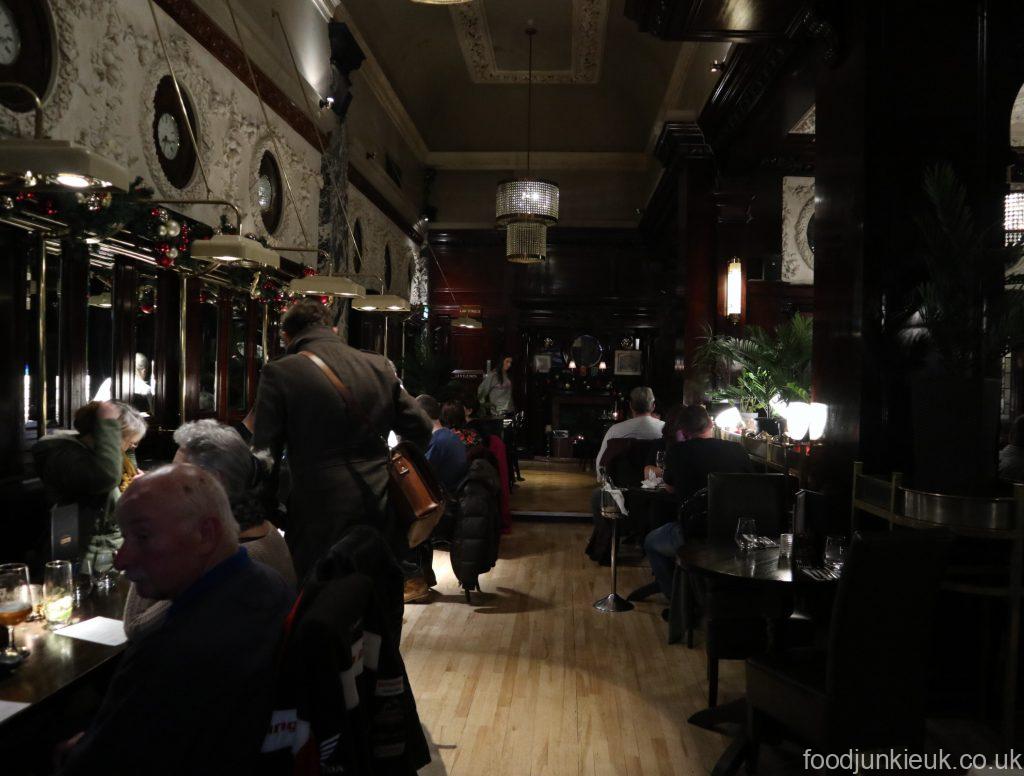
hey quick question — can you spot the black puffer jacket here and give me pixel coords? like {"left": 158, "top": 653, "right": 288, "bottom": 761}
{"left": 451, "top": 459, "right": 501, "bottom": 591}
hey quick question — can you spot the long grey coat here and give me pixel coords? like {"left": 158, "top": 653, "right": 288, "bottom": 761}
{"left": 253, "top": 326, "right": 432, "bottom": 581}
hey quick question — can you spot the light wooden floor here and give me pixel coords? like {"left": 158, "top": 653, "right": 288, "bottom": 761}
{"left": 402, "top": 521, "right": 742, "bottom": 776}
{"left": 510, "top": 460, "right": 597, "bottom": 516}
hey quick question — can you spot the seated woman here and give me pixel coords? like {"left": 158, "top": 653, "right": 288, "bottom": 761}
{"left": 441, "top": 400, "right": 483, "bottom": 450}
{"left": 123, "top": 420, "right": 296, "bottom": 640}
{"left": 33, "top": 400, "right": 147, "bottom": 572}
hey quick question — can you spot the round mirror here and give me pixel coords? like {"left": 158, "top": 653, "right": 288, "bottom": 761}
{"left": 570, "top": 335, "right": 603, "bottom": 368}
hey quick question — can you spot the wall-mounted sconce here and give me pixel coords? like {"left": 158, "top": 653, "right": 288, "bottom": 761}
{"left": 318, "top": 96, "right": 334, "bottom": 111}
{"left": 598, "top": 361, "right": 607, "bottom": 371}
{"left": 710, "top": 60, "right": 727, "bottom": 73}
{"left": 568, "top": 359, "right": 577, "bottom": 370}
{"left": 726, "top": 257, "right": 743, "bottom": 322}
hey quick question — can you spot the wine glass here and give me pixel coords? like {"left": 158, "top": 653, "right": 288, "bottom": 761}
{"left": 824, "top": 535, "right": 848, "bottom": 573}
{"left": 735, "top": 518, "right": 758, "bottom": 553}
{"left": 0, "top": 563, "right": 32, "bottom": 663}
{"left": 73, "top": 558, "right": 94, "bottom": 606}
{"left": 655, "top": 450, "right": 666, "bottom": 471}
{"left": 43, "top": 561, "right": 74, "bottom": 629}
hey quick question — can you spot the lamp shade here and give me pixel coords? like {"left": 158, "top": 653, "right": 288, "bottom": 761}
{"left": 496, "top": 178, "right": 560, "bottom": 226}
{"left": 726, "top": 258, "right": 743, "bottom": 317}
{"left": 809, "top": 402, "right": 828, "bottom": 441}
{"left": 191, "top": 234, "right": 280, "bottom": 268}
{"left": 287, "top": 275, "right": 365, "bottom": 298}
{"left": 352, "top": 293, "right": 410, "bottom": 312}
{"left": 452, "top": 315, "right": 482, "bottom": 330}
{"left": 715, "top": 406, "right": 743, "bottom": 431}
{"left": 784, "top": 401, "right": 811, "bottom": 441}
{"left": 506, "top": 221, "right": 547, "bottom": 263}
{"left": 0, "top": 138, "right": 130, "bottom": 191}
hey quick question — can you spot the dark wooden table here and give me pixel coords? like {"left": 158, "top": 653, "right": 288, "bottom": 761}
{"left": 0, "top": 581, "right": 128, "bottom": 726}
{"left": 677, "top": 543, "right": 796, "bottom": 583}
{"left": 677, "top": 541, "right": 836, "bottom": 775}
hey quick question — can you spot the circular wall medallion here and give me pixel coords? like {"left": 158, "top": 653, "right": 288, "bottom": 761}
{"left": 795, "top": 197, "right": 815, "bottom": 270}
{"left": 256, "top": 150, "right": 282, "bottom": 234}
{"left": 0, "top": 0, "right": 54, "bottom": 112}
{"left": 152, "top": 75, "right": 198, "bottom": 190}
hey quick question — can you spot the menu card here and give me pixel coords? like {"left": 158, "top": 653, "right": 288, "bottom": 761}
{"left": 55, "top": 616, "right": 127, "bottom": 647}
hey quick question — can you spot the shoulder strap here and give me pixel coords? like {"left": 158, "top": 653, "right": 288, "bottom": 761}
{"left": 299, "top": 350, "right": 383, "bottom": 445}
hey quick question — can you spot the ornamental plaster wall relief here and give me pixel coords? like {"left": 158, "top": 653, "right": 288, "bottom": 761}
{"left": 0, "top": 0, "right": 320, "bottom": 255}
{"left": 781, "top": 176, "right": 815, "bottom": 285}
{"left": 346, "top": 183, "right": 418, "bottom": 301}
{"left": 451, "top": 0, "right": 609, "bottom": 85}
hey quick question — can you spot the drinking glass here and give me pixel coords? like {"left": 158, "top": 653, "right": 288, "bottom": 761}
{"left": 779, "top": 533, "right": 794, "bottom": 559}
{"left": 73, "top": 558, "right": 94, "bottom": 606}
{"left": 824, "top": 535, "right": 848, "bottom": 573}
{"left": 43, "top": 561, "right": 74, "bottom": 629}
{"left": 0, "top": 563, "right": 32, "bottom": 663}
{"left": 735, "top": 518, "right": 758, "bottom": 553}
{"left": 655, "top": 451, "right": 666, "bottom": 471}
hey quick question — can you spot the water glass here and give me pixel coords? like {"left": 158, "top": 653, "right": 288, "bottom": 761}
{"left": 73, "top": 558, "right": 94, "bottom": 606}
{"left": 0, "top": 563, "right": 32, "bottom": 662}
{"left": 824, "top": 535, "right": 848, "bottom": 573}
{"left": 779, "top": 533, "right": 794, "bottom": 559}
{"left": 43, "top": 560, "right": 74, "bottom": 629}
{"left": 735, "top": 518, "right": 758, "bottom": 553}
{"left": 655, "top": 451, "right": 666, "bottom": 471}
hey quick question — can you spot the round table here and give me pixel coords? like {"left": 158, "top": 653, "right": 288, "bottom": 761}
{"left": 677, "top": 543, "right": 795, "bottom": 583}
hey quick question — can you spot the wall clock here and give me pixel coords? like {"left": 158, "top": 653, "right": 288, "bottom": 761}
{"left": 256, "top": 150, "right": 282, "bottom": 234}
{"left": 0, "top": 0, "right": 55, "bottom": 112}
{"left": 152, "top": 75, "right": 198, "bottom": 190}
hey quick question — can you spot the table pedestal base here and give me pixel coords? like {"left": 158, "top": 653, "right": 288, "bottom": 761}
{"left": 593, "top": 592, "right": 634, "bottom": 612}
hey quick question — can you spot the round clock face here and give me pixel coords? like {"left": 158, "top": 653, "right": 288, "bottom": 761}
{"left": 156, "top": 113, "right": 180, "bottom": 160}
{"left": 0, "top": 0, "right": 54, "bottom": 112}
{"left": 152, "top": 75, "right": 197, "bottom": 190}
{"left": 0, "top": 3, "right": 22, "bottom": 66}
{"left": 257, "top": 151, "right": 282, "bottom": 233}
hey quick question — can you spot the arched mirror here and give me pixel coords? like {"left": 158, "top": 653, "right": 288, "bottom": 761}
{"left": 569, "top": 334, "right": 603, "bottom": 368}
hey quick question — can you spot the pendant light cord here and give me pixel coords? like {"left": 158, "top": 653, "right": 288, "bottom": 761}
{"left": 526, "top": 27, "right": 534, "bottom": 173}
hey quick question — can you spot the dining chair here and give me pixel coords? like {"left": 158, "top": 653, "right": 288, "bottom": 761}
{"left": 698, "top": 472, "right": 791, "bottom": 707}
{"left": 745, "top": 529, "right": 952, "bottom": 770}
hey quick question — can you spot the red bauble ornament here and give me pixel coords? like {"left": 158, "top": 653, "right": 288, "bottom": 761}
{"left": 157, "top": 255, "right": 174, "bottom": 268}
{"left": 302, "top": 266, "right": 316, "bottom": 277}
{"left": 319, "top": 295, "right": 330, "bottom": 305}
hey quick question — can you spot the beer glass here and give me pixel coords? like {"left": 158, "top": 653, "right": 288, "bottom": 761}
{"left": 43, "top": 560, "right": 74, "bottom": 629}
{"left": 0, "top": 563, "right": 32, "bottom": 663}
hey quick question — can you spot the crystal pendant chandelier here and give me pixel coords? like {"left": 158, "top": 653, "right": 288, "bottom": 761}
{"left": 496, "top": 26, "right": 559, "bottom": 263}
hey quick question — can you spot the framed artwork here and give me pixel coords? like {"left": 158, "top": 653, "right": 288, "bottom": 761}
{"left": 614, "top": 350, "right": 642, "bottom": 376}
{"left": 533, "top": 354, "right": 551, "bottom": 373}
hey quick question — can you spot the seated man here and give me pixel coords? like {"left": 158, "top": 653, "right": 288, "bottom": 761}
{"left": 417, "top": 394, "right": 469, "bottom": 492}
{"left": 586, "top": 387, "right": 665, "bottom": 564}
{"left": 59, "top": 464, "right": 294, "bottom": 775}
{"left": 643, "top": 405, "right": 753, "bottom": 604}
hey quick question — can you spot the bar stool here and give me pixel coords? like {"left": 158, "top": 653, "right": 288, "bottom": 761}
{"left": 594, "top": 482, "right": 634, "bottom": 613}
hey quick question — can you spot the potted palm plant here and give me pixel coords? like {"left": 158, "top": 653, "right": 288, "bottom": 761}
{"left": 906, "top": 163, "right": 1024, "bottom": 493}
{"left": 696, "top": 313, "right": 813, "bottom": 434}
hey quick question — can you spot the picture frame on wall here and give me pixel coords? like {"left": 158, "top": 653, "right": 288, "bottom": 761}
{"left": 614, "top": 350, "right": 642, "bottom": 376}
{"left": 533, "top": 354, "right": 552, "bottom": 373}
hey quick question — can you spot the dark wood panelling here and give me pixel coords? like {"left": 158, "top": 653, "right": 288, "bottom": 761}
{"left": 0, "top": 228, "right": 29, "bottom": 478}
{"left": 625, "top": 0, "right": 811, "bottom": 42}
{"left": 152, "top": 0, "right": 325, "bottom": 151}
{"left": 112, "top": 257, "right": 137, "bottom": 403}
{"left": 59, "top": 240, "right": 88, "bottom": 422}
{"left": 153, "top": 269, "right": 181, "bottom": 429}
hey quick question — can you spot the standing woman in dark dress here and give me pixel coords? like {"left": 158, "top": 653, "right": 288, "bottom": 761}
{"left": 477, "top": 355, "right": 522, "bottom": 485}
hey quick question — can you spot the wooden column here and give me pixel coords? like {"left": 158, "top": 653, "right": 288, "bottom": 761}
{"left": 812, "top": 0, "right": 1024, "bottom": 495}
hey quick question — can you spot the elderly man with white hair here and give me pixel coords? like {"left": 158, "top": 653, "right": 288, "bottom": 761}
{"left": 58, "top": 464, "right": 294, "bottom": 775}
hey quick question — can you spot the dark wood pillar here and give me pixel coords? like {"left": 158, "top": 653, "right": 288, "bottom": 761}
{"left": 813, "top": 0, "right": 1024, "bottom": 493}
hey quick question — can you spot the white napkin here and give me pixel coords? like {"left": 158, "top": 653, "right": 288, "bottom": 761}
{"left": 55, "top": 616, "right": 127, "bottom": 647}
{"left": 0, "top": 699, "right": 30, "bottom": 723}
{"left": 602, "top": 482, "right": 629, "bottom": 516}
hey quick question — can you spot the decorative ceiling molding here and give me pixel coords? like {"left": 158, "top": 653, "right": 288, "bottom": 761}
{"left": 331, "top": 1, "right": 429, "bottom": 160}
{"left": 426, "top": 151, "right": 651, "bottom": 172}
{"left": 790, "top": 104, "right": 815, "bottom": 135}
{"left": 450, "top": 0, "right": 609, "bottom": 84}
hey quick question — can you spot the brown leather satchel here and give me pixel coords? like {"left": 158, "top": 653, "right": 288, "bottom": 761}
{"left": 299, "top": 350, "right": 445, "bottom": 548}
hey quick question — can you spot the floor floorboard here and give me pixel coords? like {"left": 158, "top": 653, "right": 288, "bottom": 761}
{"left": 402, "top": 521, "right": 741, "bottom": 775}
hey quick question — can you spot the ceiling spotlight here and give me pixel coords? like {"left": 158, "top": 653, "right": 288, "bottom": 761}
{"left": 710, "top": 60, "right": 726, "bottom": 73}
{"left": 319, "top": 96, "right": 335, "bottom": 110}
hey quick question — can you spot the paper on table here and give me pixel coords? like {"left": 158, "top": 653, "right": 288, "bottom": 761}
{"left": 0, "top": 699, "right": 30, "bottom": 723}
{"left": 55, "top": 616, "right": 127, "bottom": 647}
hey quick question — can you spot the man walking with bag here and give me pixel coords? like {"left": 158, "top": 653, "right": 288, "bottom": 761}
{"left": 253, "top": 300, "right": 433, "bottom": 584}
